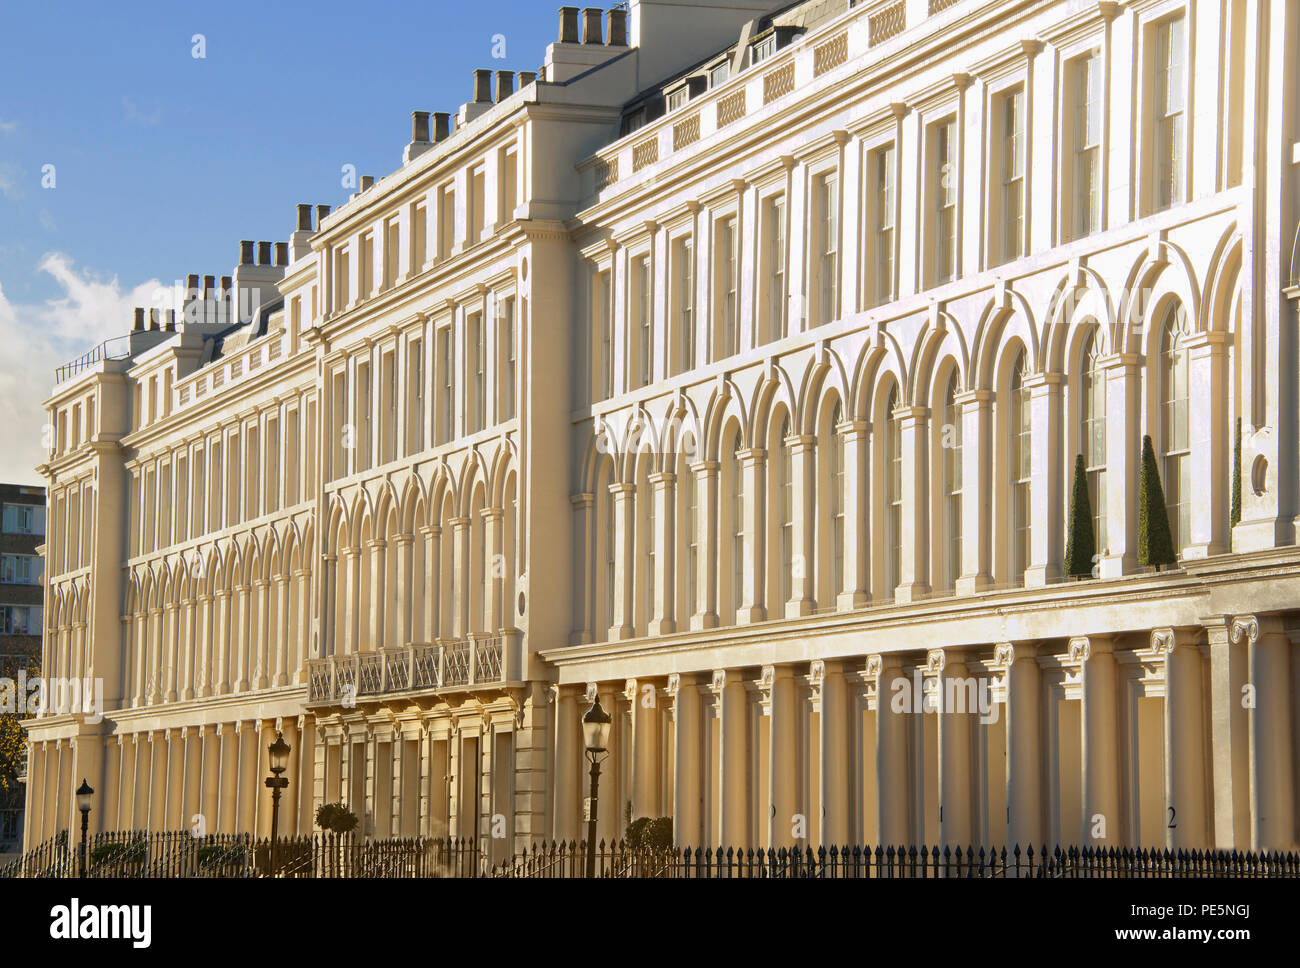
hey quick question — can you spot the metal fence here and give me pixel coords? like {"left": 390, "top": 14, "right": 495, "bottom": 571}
{"left": 4, "top": 832, "right": 1297, "bottom": 878}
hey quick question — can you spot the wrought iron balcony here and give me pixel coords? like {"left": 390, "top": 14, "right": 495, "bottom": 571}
{"left": 306, "top": 636, "right": 508, "bottom": 704}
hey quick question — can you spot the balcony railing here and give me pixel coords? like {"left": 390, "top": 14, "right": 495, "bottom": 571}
{"left": 306, "top": 637, "right": 507, "bottom": 704}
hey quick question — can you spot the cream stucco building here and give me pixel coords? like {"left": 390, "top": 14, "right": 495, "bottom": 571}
{"left": 25, "top": 0, "right": 1300, "bottom": 862}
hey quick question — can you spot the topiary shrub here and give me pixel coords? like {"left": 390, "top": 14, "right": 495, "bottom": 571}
{"left": 1231, "top": 417, "right": 1242, "bottom": 528}
{"left": 1138, "top": 434, "right": 1177, "bottom": 570}
{"left": 1063, "top": 453, "right": 1095, "bottom": 579}
{"left": 315, "top": 802, "right": 359, "bottom": 835}
{"left": 626, "top": 815, "right": 673, "bottom": 849}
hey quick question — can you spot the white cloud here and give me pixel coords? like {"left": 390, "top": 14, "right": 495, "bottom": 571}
{"left": 0, "top": 255, "right": 163, "bottom": 483}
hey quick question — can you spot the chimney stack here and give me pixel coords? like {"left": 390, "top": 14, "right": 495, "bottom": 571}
{"left": 495, "top": 71, "right": 514, "bottom": 102}
{"left": 473, "top": 69, "right": 493, "bottom": 103}
{"left": 186, "top": 273, "right": 200, "bottom": 296}
{"left": 132, "top": 307, "right": 145, "bottom": 332}
{"left": 316, "top": 204, "right": 331, "bottom": 229}
{"left": 204, "top": 274, "right": 216, "bottom": 297}
{"left": 257, "top": 241, "right": 272, "bottom": 266}
{"left": 296, "top": 204, "right": 313, "bottom": 231}
{"left": 221, "top": 275, "right": 232, "bottom": 296}
{"left": 240, "top": 241, "right": 255, "bottom": 265}
{"left": 608, "top": 8, "right": 628, "bottom": 47}
{"left": 433, "top": 113, "right": 451, "bottom": 141}
{"left": 582, "top": 8, "right": 603, "bottom": 44}
{"left": 360, "top": 175, "right": 375, "bottom": 191}
{"left": 148, "top": 308, "right": 161, "bottom": 331}
{"left": 164, "top": 309, "right": 177, "bottom": 332}
{"left": 559, "top": 6, "right": 580, "bottom": 43}
{"left": 518, "top": 70, "right": 537, "bottom": 88}
{"left": 275, "top": 242, "right": 289, "bottom": 266}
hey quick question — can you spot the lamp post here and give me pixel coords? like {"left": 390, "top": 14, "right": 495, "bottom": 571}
{"left": 582, "top": 696, "right": 612, "bottom": 879}
{"left": 75, "top": 779, "right": 93, "bottom": 879}
{"left": 264, "top": 731, "right": 291, "bottom": 875}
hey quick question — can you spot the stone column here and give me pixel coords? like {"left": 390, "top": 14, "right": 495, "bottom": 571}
{"left": 1100, "top": 354, "right": 1140, "bottom": 576}
{"left": 837, "top": 419, "right": 871, "bottom": 609}
{"left": 233, "top": 584, "right": 251, "bottom": 691}
{"left": 202, "top": 725, "right": 221, "bottom": 835}
{"left": 1235, "top": 616, "right": 1296, "bottom": 850}
{"left": 101, "top": 737, "right": 121, "bottom": 831}
{"left": 629, "top": 679, "right": 661, "bottom": 818}
{"left": 737, "top": 447, "right": 766, "bottom": 623}
{"left": 934, "top": 651, "right": 974, "bottom": 847}
{"left": 608, "top": 484, "right": 636, "bottom": 639}
{"left": 1024, "top": 374, "right": 1062, "bottom": 586}
{"left": 819, "top": 660, "right": 850, "bottom": 845}
{"left": 147, "top": 731, "right": 167, "bottom": 830}
{"left": 70, "top": 730, "right": 104, "bottom": 835}
{"left": 164, "top": 604, "right": 179, "bottom": 701}
{"left": 1000, "top": 642, "right": 1043, "bottom": 847}
{"left": 1183, "top": 332, "right": 1229, "bottom": 558}
{"left": 1077, "top": 636, "right": 1119, "bottom": 846}
{"left": 214, "top": 589, "right": 232, "bottom": 693}
{"left": 553, "top": 685, "right": 580, "bottom": 841}
{"left": 896, "top": 409, "right": 931, "bottom": 601}
{"left": 648, "top": 473, "right": 676, "bottom": 635}
{"left": 713, "top": 670, "right": 748, "bottom": 846}
{"left": 1156, "top": 628, "right": 1209, "bottom": 849}
{"left": 395, "top": 532, "right": 415, "bottom": 646}
{"left": 875, "top": 655, "right": 911, "bottom": 844}
{"left": 367, "top": 539, "right": 386, "bottom": 649}
{"left": 257, "top": 720, "right": 277, "bottom": 837}
{"left": 274, "top": 574, "right": 291, "bottom": 686}
{"left": 670, "top": 674, "right": 703, "bottom": 846}
{"left": 320, "top": 554, "right": 337, "bottom": 655}
{"left": 182, "top": 725, "right": 202, "bottom": 833}
{"left": 237, "top": 720, "right": 259, "bottom": 833}
{"left": 955, "top": 390, "right": 993, "bottom": 593}
{"left": 1206, "top": 616, "right": 1249, "bottom": 847}
{"left": 164, "top": 727, "right": 185, "bottom": 829}
{"left": 690, "top": 461, "right": 719, "bottom": 630}
{"left": 763, "top": 666, "right": 797, "bottom": 847}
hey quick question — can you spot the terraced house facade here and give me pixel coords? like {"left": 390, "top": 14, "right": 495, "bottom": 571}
{"left": 25, "top": 0, "right": 1300, "bottom": 860}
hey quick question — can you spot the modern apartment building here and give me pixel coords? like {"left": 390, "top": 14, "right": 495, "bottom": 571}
{"left": 25, "top": 0, "right": 1300, "bottom": 860}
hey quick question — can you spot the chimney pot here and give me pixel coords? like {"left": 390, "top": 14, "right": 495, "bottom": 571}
{"left": 275, "top": 242, "right": 289, "bottom": 266}
{"left": 148, "top": 308, "right": 161, "bottom": 331}
{"left": 559, "top": 6, "right": 580, "bottom": 44}
{"left": 186, "top": 273, "right": 200, "bottom": 292}
{"left": 495, "top": 71, "right": 515, "bottom": 103}
{"left": 203, "top": 275, "right": 215, "bottom": 296}
{"left": 132, "top": 307, "right": 145, "bottom": 332}
{"left": 518, "top": 70, "right": 537, "bottom": 88}
{"left": 473, "top": 69, "right": 493, "bottom": 103}
{"left": 608, "top": 8, "right": 628, "bottom": 47}
{"left": 361, "top": 175, "right": 376, "bottom": 192}
{"left": 296, "top": 204, "right": 313, "bottom": 231}
{"left": 411, "top": 110, "right": 431, "bottom": 143}
{"left": 433, "top": 113, "right": 451, "bottom": 141}
{"left": 239, "top": 241, "right": 255, "bottom": 265}
{"left": 220, "top": 275, "right": 232, "bottom": 296}
{"left": 164, "top": 309, "right": 177, "bottom": 332}
{"left": 257, "top": 241, "right": 272, "bottom": 265}
{"left": 582, "top": 8, "right": 603, "bottom": 44}
{"left": 315, "top": 204, "right": 331, "bottom": 228}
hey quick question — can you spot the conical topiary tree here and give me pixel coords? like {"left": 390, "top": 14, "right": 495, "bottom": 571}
{"left": 1064, "top": 454, "right": 1096, "bottom": 578}
{"left": 1138, "top": 434, "right": 1177, "bottom": 570}
{"left": 1231, "top": 416, "right": 1242, "bottom": 527}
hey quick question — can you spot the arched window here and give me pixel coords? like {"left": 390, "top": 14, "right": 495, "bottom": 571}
{"left": 1080, "top": 330, "right": 1107, "bottom": 552}
{"left": 677, "top": 440, "right": 697, "bottom": 624}
{"left": 830, "top": 402, "right": 845, "bottom": 598}
{"left": 643, "top": 474, "right": 655, "bottom": 633}
{"left": 885, "top": 387, "right": 901, "bottom": 594}
{"left": 943, "top": 372, "right": 962, "bottom": 591}
{"left": 1161, "top": 309, "right": 1190, "bottom": 553}
{"left": 603, "top": 483, "right": 616, "bottom": 633}
{"left": 1010, "top": 352, "right": 1031, "bottom": 584}
{"left": 733, "top": 435, "right": 745, "bottom": 612}
{"left": 777, "top": 415, "right": 793, "bottom": 607}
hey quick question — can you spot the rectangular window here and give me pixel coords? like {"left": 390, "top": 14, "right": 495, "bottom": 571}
{"left": 412, "top": 203, "right": 427, "bottom": 271}
{"left": 718, "top": 217, "right": 739, "bottom": 358}
{"left": 469, "top": 167, "right": 486, "bottom": 243}
{"left": 667, "top": 87, "right": 690, "bottom": 113}
{"left": 751, "top": 34, "right": 776, "bottom": 65}
{"left": 468, "top": 313, "right": 485, "bottom": 433}
{"left": 356, "top": 362, "right": 371, "bottom": 472}
{"left": 498, "top": 299, "right": 516, "bottom": 421}
{"left": 265, "top": 416, "right": 279, "bottom": 512}
{"left": 1, "top": 504, "right": 44, "bottom": 535}
{"left": 210, "top": 441, "right": 223, "bottom": 530}
{"left": 636, "top": 256, "right": 652, "bottom": 387}
{"left": 596, "top": 269, "right": 613, "bottom": 398}
{"left": 0, "top": 554, "right": 43, "bottom": 585}
{"left": 438, "top": 328, "right": 454, "bottom": 443}
{"left": 359, "top": 233, "right": 374, "bottom": 299}
{"left": 675, "top": 238, "right": 695, "bottom": 373}
{"left": 0, "top": 605, "right": 43, "bottom": 635}
{"left": 501, "top": 149, "right": 518, "bottom": 223}
{"left": 1074, "top": 53, "right": 1103, "bottom": 238}
{"left": 765, "top": 195, "right": 787, "bottom": 341}
{"left": 932, "top": 119, "right": 958, "bottom": 285}
{"left": 710, "top": 62, "right": 730, "bottom": 88}
{"left": 1000, "top": 88, "right": 1025, "bottom": 263}
{"left": 874, "top": 144, "right": 896, "bottom": 305}
{"left": 439, "top": 184, "right": 456, "bottom": 261}
{"left": 817, "top": 172, "right": 839, "bottom": 324}
{"left": 407, "top": 338, "right": 425, "bottom": 454}
{"left": 384, "top": 219, "right": 400, "bottom": 290}
{"left": 1154, "top": 16, "right": 1187, "bottom": 211}
{"left": 336, "top": 248, "right": 350, "bottom": 309}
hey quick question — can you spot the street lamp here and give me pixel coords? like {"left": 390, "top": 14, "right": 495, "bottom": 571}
{"left": 75, "top": 779, "right": 93, "bottom": 879}
{"left": 264, "top": 731, "right": 291, "bottom": 875}
{"left": 582, "top": 696, "right": 612, "bottom": 879}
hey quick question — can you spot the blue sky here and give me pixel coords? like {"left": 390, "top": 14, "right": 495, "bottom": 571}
{"left": 0, "top": 0, "right": 557, "bottom": 482}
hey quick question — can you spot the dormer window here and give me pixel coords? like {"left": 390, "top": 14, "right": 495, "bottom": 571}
{"left": 750, "top": 34, "right": 776, "bottom": 65}
{"left": 621, "top": 105, "right": 647, "bottom": 136}
{"left": 666, "top": 86, "right": 690, "bottom": 113}
{"left": 709, "top": 61, "right": 730, "bottom": 88}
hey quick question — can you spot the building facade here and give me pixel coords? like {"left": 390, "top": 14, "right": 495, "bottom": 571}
{"left": 1, "top": 482, "right": 45, "bottom": 855}
{"left": 25, "top": 0, "right": 1300, "bottom": 859}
